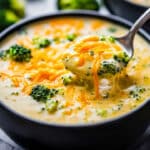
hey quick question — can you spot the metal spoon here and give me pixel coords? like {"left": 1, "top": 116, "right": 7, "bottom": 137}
{"left": 116, "top": 8, "right": 150, "bottom": 58}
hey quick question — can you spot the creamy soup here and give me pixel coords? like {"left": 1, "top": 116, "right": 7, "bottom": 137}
{"left": 0, "top": 17, "right": 150, "bottom": 124}
{"left": 128, "top": 0, "right": 150, "bottom": 6}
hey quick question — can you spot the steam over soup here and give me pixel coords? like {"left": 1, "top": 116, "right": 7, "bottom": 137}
{"left": 0, "top": 17, "right": 150, "bottom": 124}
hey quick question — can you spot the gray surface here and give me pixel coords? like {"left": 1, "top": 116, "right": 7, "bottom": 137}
{"left": 0, "top": 0, "right": 149, "bottom": 149}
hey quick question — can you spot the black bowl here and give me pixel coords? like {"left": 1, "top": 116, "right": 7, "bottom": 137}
{"left": 104, "top": 0, "right": 150, "bottom": 34}
{"left": 0, "top": 11, "right": 150, "bottom": 150}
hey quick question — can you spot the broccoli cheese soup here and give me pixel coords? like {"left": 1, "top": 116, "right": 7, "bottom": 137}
{"left": 0, "top": 17, "right": 150, "bottom": 124}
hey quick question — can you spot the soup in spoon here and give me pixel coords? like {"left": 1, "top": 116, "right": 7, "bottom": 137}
{"left": 63, "top": 35, "right": 130, "bottom": 98}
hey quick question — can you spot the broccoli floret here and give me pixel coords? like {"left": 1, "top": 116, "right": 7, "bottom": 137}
{"left": 30, "top": 85, "right": 50, "bottom": 102}
{"left": 129, "top": 86, "right": 146, "bottom": 100}
{"left": 0, "top": 0, "right": 25, "bottom": 31}
{"left": 0, "top": 9, "right": 19, "bottom": 31}
{"left": 62, "top": 75, "right": 73, "bottom": 85}
{"left": 49, "top": 88, "right": 59, "bottom": 98}
{"left": 46, "top": 100, "right": 59, "bottom": 113}
{"left": 0, "top": 45, "right": 32, "bottom": 62}
{"left": 108, "top": 36, "right": 116, "bottom": 43}
{"left": 98, "top": 60, "right": 120, "bottom": 76}
{"left": 6, "top": 44, "right": 32, "bottom": 62}
{"left": 30, "top": 85, "right": 59, "bottom": 102}
{"left": 57, "top": 0, "right": 100, "bottom": 10}
{"left": 100, "top": 35, "right": 116, "bottom": 43}
{"left": 66, "top": 34, "right": 77, "bottom": 41}
{"left": 9, "top": 0, "right": 25, "bottom": 18}
{"left": 96, "top": 109, "right": 108, "bottom": 117}
{"left": 32, "top": 37, "right": 51, "bottom": 48}
{"left": 0, "top": 0, "right": 25, "bottom": 17}
{"left": 114, "top": 52, "right": 130, "bottom": 67}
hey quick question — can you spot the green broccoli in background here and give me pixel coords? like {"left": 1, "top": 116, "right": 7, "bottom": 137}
{"left": 9, "top": 0, "right": 25, "bottom": 18}
{"left": 0, "top": 0, "right": 25, "bottom": 31}
{"left": 0, "top": 9, "right": 19, "bottom": 31}
{"left": 57, "top": 0, "right": 100, "bottom": 11}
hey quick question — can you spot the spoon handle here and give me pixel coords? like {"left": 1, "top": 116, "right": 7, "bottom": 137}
{"left": 128, "top": 8, "right": 150, "bottom": 40}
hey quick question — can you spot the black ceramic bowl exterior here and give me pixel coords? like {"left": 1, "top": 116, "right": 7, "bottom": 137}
{"left": 104, "top": 0, "right": 150, "bottom": 34}
{"left": 0, "top": 12, "right": 150, "bottom": 150}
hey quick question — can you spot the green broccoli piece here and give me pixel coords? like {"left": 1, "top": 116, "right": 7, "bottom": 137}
{"left": 57, "top": 0, "right": 100, "bottom": 11}
{"left": 0, "top": 45, "right": 32, "bottom": 62}
{"left": 9, "top": 0, "right": 25, "bottom": 18}
{"left": 100, "top": 35, "right": 116, "bottom": 43}
{"left": 96, "top": 109, "right": 108, "bottom": 117}
{"left": 129, "top": 86, "right": 146, "bottom": 100}
{"left": 66, "top": 33, "right": 77, "bottom": 41}
{"left": 46, "top": 100, "right": 59, "bottom": 113}
{"left": 114, "top": 52, "right": 130, "bottom": 67}
{"left": 49, "top": 88, "right": 59, "bottom": 98}
{"left": 0, "top": 9, "right": 19, "bottom": 31}
{"left": 32, "top": 37, "right": 51, "bottom": 48}
{"left": 62, "top": 75, "right": 73, "bottom": 85}
{"left": 0, "top": 0, "right": 25, "bottom": 31}
{"left": 30, "top": 85, "right": 50, "bottom": 102}
{"left": 98, "top": 52, "right": 130, "bottom": 77}
{"left": 108, "top": 36, "right": 116, "bottom": 43}
{"left": 100, "top": 35, "right": 106, "bottom": 41}
{"left": 7, "top": 44, "right": 32, "bottom": 62}
{"left": 30, "top": 85, "right": 59, "bottom": 102}
{"left": 98, "top": 60, "right": 120, "bottom": 76}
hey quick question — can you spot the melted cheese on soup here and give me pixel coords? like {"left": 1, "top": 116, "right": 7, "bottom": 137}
{"left": 0, "top": 17, "right": 150, "bottom": 124}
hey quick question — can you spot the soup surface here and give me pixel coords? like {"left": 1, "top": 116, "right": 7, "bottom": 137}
{"left": 128, "top": 0, "right": 150, "bottom": 6}
{"left": 0, "top": 17, "right": 150, "bottom": 124}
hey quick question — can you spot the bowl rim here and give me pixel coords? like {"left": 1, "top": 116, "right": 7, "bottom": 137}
{"left": 0, "top": 10, "right": 150, "bottom": 128}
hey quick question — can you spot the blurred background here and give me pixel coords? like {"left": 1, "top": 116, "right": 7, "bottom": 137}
{"left": 0, "top": 0, "right": 108, "bottom": 32}
{"left": 1, "top": 0, "right": 149, "bottom": 33}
